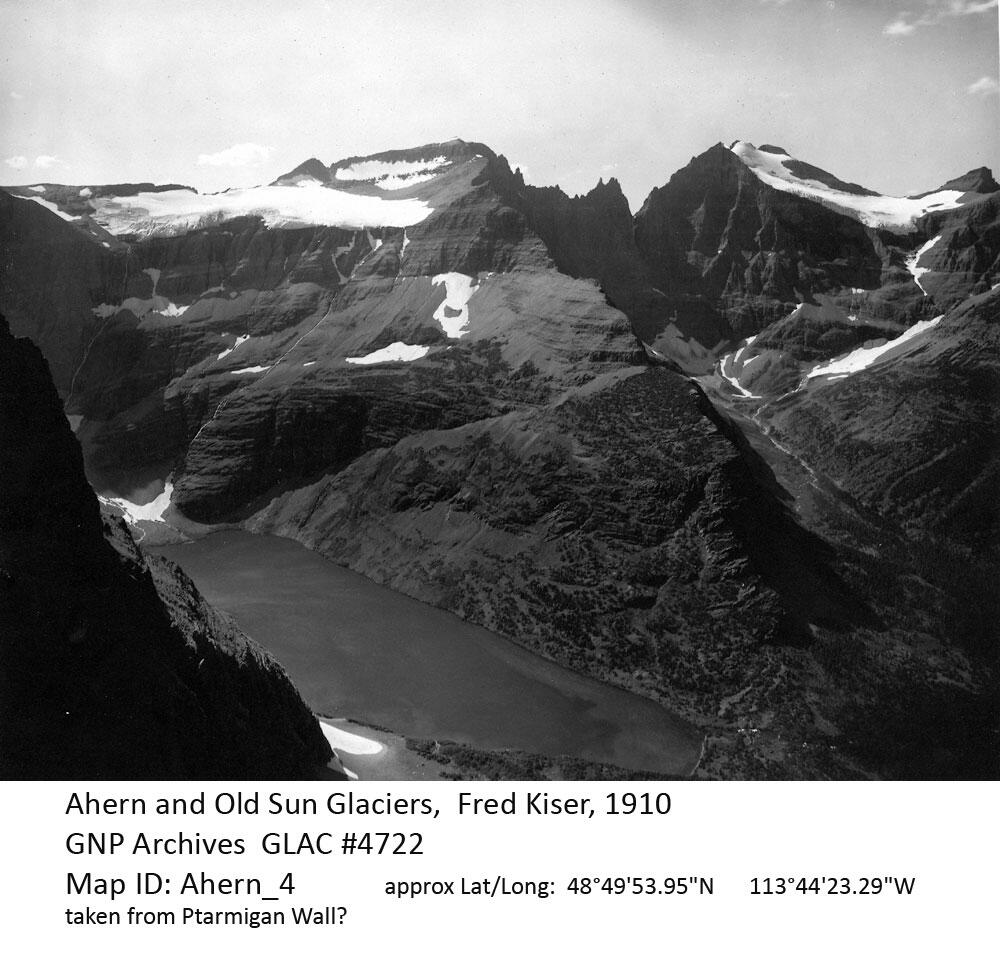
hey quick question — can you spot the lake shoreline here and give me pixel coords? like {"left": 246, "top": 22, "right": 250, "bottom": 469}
{"left": 153, "top": 529, "right": 701, "bottom": 778}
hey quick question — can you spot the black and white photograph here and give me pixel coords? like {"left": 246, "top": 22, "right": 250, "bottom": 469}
{"left": 1, "top": 0, "right": 997, "bottom": 787}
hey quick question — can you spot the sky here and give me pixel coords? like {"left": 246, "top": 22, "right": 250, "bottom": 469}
{"left": 1, "top": 0, "right": 997, "bottom": 210}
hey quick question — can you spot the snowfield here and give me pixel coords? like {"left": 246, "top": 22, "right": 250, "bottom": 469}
{"left": 217, "top": 334, "right": 250, "bottom": 361}
{"left": 333, "top": 155, "right": 451, "bottom": 189}
{"left": 90, "top": 180, "right": 433, "bottom": 237}
{"left": 432, "top": 272, "right": 479, "bottom": 337}
{"left": 718, "top": 334, "right": 762, "bottom": 399}
{"left": 319, "top": 720, "right": 383, "bottom": 756}
{"left": 345, "top": 342, "right": 430, "bottom": 364}
{"left": 16, "top": 194, "right": 79, "bottom": 221}
{"left": 102, "top": 479, "right": 174, "bottom": 526}
{"left": 807, "top": 316, "right": 943, "bottom": 379}
{"left": 155, "top": 302, "right": 188, "bottom": 317}
{"left": 730, "top": 142, "right": 964, "bottom": 232}
{"left": 905, "top": 234, "right": 942, "bottom": 296}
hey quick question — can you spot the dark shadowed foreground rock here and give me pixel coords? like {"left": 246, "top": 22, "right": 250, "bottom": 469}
{"left": 0, "top": 316, "right": 331, "bottom": 778}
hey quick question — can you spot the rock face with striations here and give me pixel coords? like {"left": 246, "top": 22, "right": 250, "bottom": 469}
{"left": 0, "top": 316, "right": 332, "bottom": 778}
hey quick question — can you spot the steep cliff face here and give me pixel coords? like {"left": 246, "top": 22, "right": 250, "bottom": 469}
{"left": 0, "top": 316, "right": 332, "bottom": 778}
{"left": 0, "top": 189, "right": 126, "bottom": 393}
{"left": 634, "top": 144, "right": 888, "bottom": 344}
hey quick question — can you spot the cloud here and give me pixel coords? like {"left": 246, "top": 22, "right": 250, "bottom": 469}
{"left": 948, "top": 0, "right": 999, "bottom": 13}
{"left": 9, "top": 91, "right": 23, "bottom": 100}
{"left": 4, "top": 155, "right": 28, "bottom": 169}
{"left": 197, "top": 142, "right": 271, "bottom": 167}
{"left": 967, "top": 75, "right": 1000, "bottom": 95}
{"left": 34, "top": 155, "right": 60, "bottom": 169}
{"left": 884, "top": 17, "right": 917, "bottom": 35}
{"left": 883, "top": 0, "right": 998, "bottom": 35}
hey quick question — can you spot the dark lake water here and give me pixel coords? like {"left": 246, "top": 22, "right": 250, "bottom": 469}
{"left": 155, "top": 530, "right": 701, "bottom": 775}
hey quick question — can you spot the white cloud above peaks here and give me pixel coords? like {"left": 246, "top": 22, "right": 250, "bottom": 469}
{"left": 34, "top": 154, "right": 61, "bottom": 168}
{"left": 884, "top": 0, "right": 998, "bottom": 35}
{"left": 967, "top": 75, "right": 1000, "bottom": 95}
{"left": 884, "top": 17, "right": 917, "bottom": 35}
{"left": 4, "top": 155, "right": 28, "bottom": 168}
{"left": 948, "top": 0, "right": 999, "bottom": 13}
{"left": 197, "top": 142, "right": 271, "bottom": 167}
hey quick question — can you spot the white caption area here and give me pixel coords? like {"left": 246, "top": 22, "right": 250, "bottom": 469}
{"left": 1, "top": 783, "right": 993, "bottom": 953}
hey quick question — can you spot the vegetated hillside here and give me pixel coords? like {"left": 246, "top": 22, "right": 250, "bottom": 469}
{"left": 0, "top": 315, "right": 332, "bottom": 778}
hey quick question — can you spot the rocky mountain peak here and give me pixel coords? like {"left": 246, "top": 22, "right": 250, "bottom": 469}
{"left": 326, "top": 138, "right": 493, "bottom": 188}
{"left": 731, "top": 140, "right": 880, "bottom": 197}
{"left": 912, "top": 166, "right": 1000, "bottom": 198}
{"left": 272, "top": 157, "right": 332, "bottom": 184}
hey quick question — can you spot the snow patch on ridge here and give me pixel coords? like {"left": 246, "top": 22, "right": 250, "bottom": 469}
{"left": 217, "top": 334, "right": 250, "bottom": 361}
{"left": 92, "top": 295, "right": 189, "bottom": 319}
{"left": 333, "top": 155, "right": 451, "bottom": 189}
{"left": 432, "top": 272, "right": 479, "bottom": 337}
{"left": 231, "top": 365, "right": 272, "bottom": 375}
{"left": 91, "top": 181, "right": 433, "bottom": 238}
{"left": 807, "top": 316, "right": 943, "bottom": 379}
{"left": 102, "top": 479, "right": 174, "bottom": 527}
{"left": 156, "top": 302, "right": 188, "bottom": 317}
{"left": 346, "top": 342, "right": 430, "bottom": 365}
{"left": 319, "top": 721, "right": 383, "bottom": 756}
{"left": 717, "top": 334, "right": 762, "bottom": 399}
{"left": 16, "top": 194, "right": 80, "bottom": 221}
{"left": 730, "top": 142, "right": 964, "bottom": 232}
{"left": 905, "top": 235, "right": 942, "bottom": 296}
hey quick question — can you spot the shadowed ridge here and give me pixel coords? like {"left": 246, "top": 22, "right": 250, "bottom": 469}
{"left": 0, "top": 314, "right": 333, "bottom": 779}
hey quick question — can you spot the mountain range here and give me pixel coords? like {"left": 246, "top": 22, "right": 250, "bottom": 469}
{"left": 2, "top": 136, "right": 997, "bottom": 779}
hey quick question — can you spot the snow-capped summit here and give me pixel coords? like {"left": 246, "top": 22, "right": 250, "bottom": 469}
{"left": 4, "top": 140, "right": 494, "bottom": 240}
{"left": 86, "top": 180, "right": 435, "bottom": 237}
{"left": 730, "top": 140, "right": 971, "bottom": 231}
{"left": 273, "top": 139, "right": 491, "bottom": 195}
